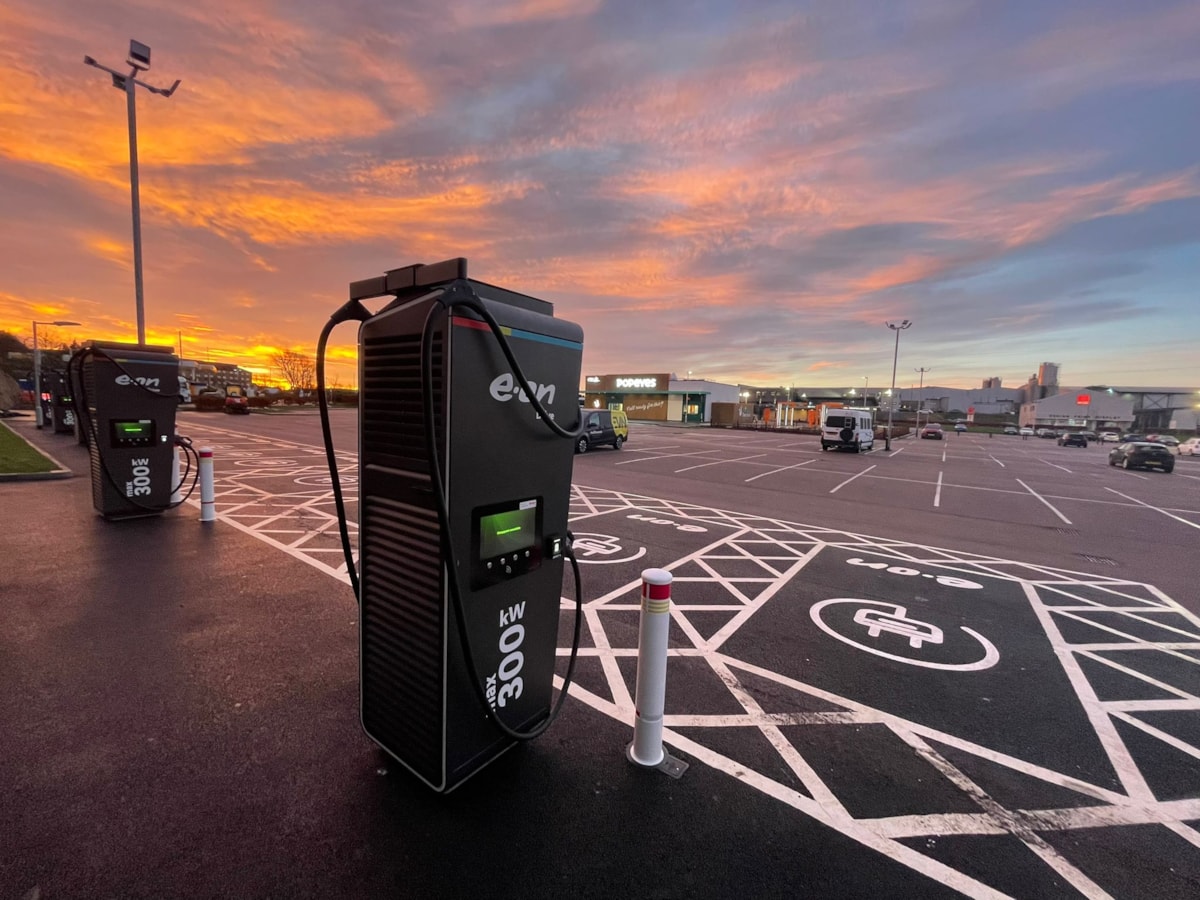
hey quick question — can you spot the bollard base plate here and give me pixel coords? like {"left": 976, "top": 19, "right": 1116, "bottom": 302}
{"left": 627, "top": 743, "right": 688, "bottom": 779}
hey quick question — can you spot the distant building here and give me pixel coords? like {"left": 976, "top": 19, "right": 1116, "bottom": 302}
{"left": 981, "top": 377, "right": 1002, "bottom": 389}
{"left": 1020, "top": 391, "right": 1133, "bottom": 432}
{"left": 1038, "top": 363, "right": 1060, "bottom": 397}
{"left": 180, "top": 359, "right": 254, "bottom": 394}
{"left": 582, "top": 372, "right": 740, "bottom": 422}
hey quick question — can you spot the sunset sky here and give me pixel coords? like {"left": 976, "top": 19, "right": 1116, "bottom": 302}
{"left": 1, "top": 0, "right": 1197, "bottom": 390}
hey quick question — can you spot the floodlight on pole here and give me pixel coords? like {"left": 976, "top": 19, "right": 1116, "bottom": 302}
{"left": 32, "top": 320, "right": 81, "bottom": 429}
{"left": 884, "top": 320, "right": 912, "bottom": 450}
{"left": 83, "top": 41, "right": 181, "bottom": 345}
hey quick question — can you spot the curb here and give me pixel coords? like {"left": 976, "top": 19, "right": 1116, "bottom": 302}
{"left": 0, "top": 419, "right": 75, "bottom": 481}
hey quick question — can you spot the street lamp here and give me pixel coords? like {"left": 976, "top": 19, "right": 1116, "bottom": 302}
{"left": 32, "top": 320, "right": 81, "bottom": 428}
{"left": 83, "top": 40, "right": 181, "bottom": 345}
{"left": 884, "top": 320, "right": 912, "bottom": 450}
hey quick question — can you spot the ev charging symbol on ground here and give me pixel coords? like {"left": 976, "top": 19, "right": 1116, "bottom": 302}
{"left": 571, "top": 533, "right": 647, "bottom": 565}
{"left": 810, "top": 599, "right": 1000, "bottom": 671}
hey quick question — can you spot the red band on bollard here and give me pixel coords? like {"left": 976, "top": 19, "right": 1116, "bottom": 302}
{"left": 644, "top": 582, "right": 671, "bottom": 600}
{"left": 200, "top": 450, "right": 213, "bottom": 458}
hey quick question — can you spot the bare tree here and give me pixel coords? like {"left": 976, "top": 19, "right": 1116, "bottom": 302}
{"left": 270, "top": 350, "right": 316, "bottom": 391}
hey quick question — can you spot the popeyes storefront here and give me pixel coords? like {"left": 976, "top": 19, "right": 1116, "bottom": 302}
{"left": 583, "top": 373, "right": 706, "bottom": 422}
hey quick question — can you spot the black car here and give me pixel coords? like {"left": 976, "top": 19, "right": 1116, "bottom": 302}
{"left": 1108, "top": 442, "right": 1174, "bottom": 473}
{"left": 1119, "top": 433, "right": 1148, "bottom": 442}
{"left": 1057, "top": 433, "right": 1087, "bottom": 447}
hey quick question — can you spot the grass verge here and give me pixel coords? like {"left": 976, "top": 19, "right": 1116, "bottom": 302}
{"left": 0, "top": 421, "right": 59, "bottom": 474}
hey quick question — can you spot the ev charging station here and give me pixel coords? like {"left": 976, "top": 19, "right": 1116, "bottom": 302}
{"left": 323, "top": 258, "right": 584, "bottom": 792}
{"left": 43, "top": 372, "right": 76, "bottom": 434}
{"left": 70, "top": 341, "right": 183, "bottom": 520}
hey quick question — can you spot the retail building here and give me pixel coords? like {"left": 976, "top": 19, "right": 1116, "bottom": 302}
{"left": 583, "top": 373, "right": 741, "bottom": 423}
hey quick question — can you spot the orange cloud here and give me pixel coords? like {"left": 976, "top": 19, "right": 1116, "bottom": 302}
{"left": 83, "top": 235, "right": 134, "bottom": 270}
{"left": 453, "top": 0, "right": 603, "bottom": 27}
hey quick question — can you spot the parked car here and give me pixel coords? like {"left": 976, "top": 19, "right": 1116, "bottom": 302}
{"left": 575, "top": 408, "right": 629, "bottom": 453}
{"left": 1100, "top": 432, "right": 1120, "bottom": 442}
{"left": 920, "top": 423, "right": 944, "bottom": 440}
{"left": 1057, "top": 433, "right": 1087, "bottom": 447}
{"left": 1003, "top": 425, "right": 1019, "bottom": 435}
{"left": 1148, "top": 435, "right": 1180, "bottom": 447}
{"left": 1078, "top": 431, "right": 1098, "bottom": 441}
{"left": 953, "top": 423, "right": 967, "bottom": 433}
{"left": 1019, "top": 427, "right": 1034, "bottom": 437}
{"left": 1108, "top": 442, "right": 1174, "bottom": 473}
{"left": 1177, "top": 437, "right": 1200, "bottom": 456}
{"left": 1036, "top": 428, "right": 1056, "bottom": 439}
{"left": 1120, "top": 433, "right": 1148, "bottom": 443}
{"left": 224, "top": 385, "right": 250, "bottom": 415}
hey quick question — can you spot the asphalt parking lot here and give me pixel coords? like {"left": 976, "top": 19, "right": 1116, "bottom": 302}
{"left": 3, "top": 411, "right": 1198, "bottom": 899}
{"left": 573, "top": 425, "right": 1199, "bottom": 600}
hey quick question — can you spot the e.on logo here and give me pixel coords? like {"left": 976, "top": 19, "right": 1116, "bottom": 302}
{"left": 115, "top": 374, "right": 161, "bottom": 389}
{"left": 489, "top": 373, "right": 556, "bottom": 405}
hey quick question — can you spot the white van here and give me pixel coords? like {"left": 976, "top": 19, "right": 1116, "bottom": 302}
{"left": 821, "top": 408, "right": 875, "bottom": 453}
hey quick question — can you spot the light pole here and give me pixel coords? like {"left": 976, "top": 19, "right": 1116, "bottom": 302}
{"left": 32, "top": 320, "right": 81, "bottom": 428}
{"left": 84, "top": 41, "right": 181, "bottom": 345}
{"left": 884, "top": 320, "right": 911, "bottom": 450}
{"left": 914, "top": 366, "right": 932, "bottom": 433}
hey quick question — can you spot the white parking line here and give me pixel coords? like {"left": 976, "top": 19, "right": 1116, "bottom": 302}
{"left": 934, "top": 471, "right": 943, "bottom": 508}
{"left": 615, "top": 449, "right": 718, "bottom": 465}
{"left": 675, "top": 453, "right": 769, "bottom": 473}
{"left": 745, "top": 459, "right": 816, "bottom": 483}
{"left": 989, "top": 455, "right": 1006, "bottom": 468}
{"left": 829, "top": 464, "right": 876, "bottom": 494}
{"left": 1105, "top": 488, "right": 1200, "bottom": 531}
{"left": 889, "top": 446, "right": 905, "bottom": 457}
{"left": 1016, "top": 478, "right": 1072, "bottom": 525}
{"left": 1039, "top": 458, "right": 1072, "bottom": 473}
{"left": 942, "top": 447, "right": 947, "bottom": 463}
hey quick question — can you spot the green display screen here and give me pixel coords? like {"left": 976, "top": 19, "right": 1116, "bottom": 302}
{"left": 110, "top": 419, "right": 157, "bottom": 446}
{"left": 479, "top": 503, "right": 536, "bottom": 559}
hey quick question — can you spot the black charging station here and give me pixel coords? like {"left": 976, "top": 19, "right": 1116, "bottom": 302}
{"left": 343, "top": 259, "right": 584, "bottom": 792}
{"left": 73, "top": 341, "right": 182, "bottom": 519}
{"left": 43, "top": 372, "right": 76, "bottom": 434}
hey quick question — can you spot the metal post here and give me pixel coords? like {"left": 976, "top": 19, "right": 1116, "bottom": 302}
{"left": 628, "top": 568, "right": 672, "bottom": 768}
{"left": 915, "top": 366, "right": 931, "bottom": 433}
{"left": 32, "top": 322, "right": 43, "bottom": 429}
{"left": 884, "top": 321, "right": 911, "bottom": 450}
{"left": 171, "top": 440, "right": 184, "bottom": 505}
{"left": 84, "top": 44, "right": 179, "bottom": 346}
{"left": 126, "top": 74, "right": 145, "bottom": 345}
{"left": 199, "top": 447, "right": 216, "bottom": 522}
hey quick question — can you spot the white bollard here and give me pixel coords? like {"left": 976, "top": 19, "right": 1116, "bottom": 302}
{"left": 198, "top": 446, "right": 216, "bottom": 523}
{"left": 627, "top": 568, "right": 673, "bottom": 767}
{"left": 171, "top": 441, "right": 183, "bottom": 505}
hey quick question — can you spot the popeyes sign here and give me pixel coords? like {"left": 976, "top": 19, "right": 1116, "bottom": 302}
{"left": 1076, "top": 394, "right": 1091, "bottom": 406}
{"left": 591, "top": 373, "right": 671, "bottom": 392}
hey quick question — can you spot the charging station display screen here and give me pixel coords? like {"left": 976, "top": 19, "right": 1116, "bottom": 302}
{"left": 480, "top": 503, "right": 536, "bottom": 559}
{"left": 472, "top": 498, "right": 543, "bottom": 588}
{"left": 110, "top": 419, "right": 157, "bottom": 448}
